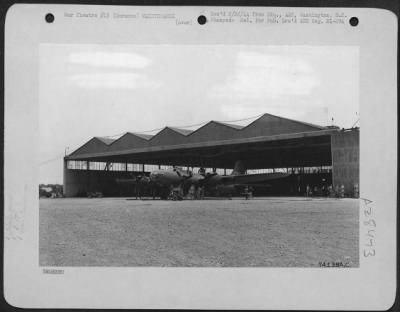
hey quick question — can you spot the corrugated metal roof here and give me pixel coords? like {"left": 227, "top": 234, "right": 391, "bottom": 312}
{"left": 95, "top": 137, "right": 116, "bottom": 145}
{"left": 128, "top": 132, "right": 153, "bottom": 140}
{"left": 69, "top": 113, "right": 330, "bottom": 158}
{"left": 260, "top": 113, "right": 327, "bottom": 130}
{"left": 67, "top": 129, "right": 338, "bottom": 162}
{"left": 168, "top": 127, "right": 193, "bottom": 135}
{"left": 68, "top": 137, "right": 115, "bottom": 157}
{"left": 149, "top": 127, "right": 188, "bottom": 146}
{"left": 214, "top": 121, "right": 244, "bottom": 130}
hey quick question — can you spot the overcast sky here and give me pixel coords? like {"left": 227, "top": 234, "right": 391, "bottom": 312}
{"left": 40, "top": 44, "right": 359, "bottom": 184}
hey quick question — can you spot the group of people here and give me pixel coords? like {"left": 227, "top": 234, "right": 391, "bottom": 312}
{"left": 186, "top": 185, "right": 205, "bottom": 200}
{"left": 168, "top": 184, "right": 205, "bottom": 200}
{"left": 305, "top": 184, "right": 329, "bottom": 197}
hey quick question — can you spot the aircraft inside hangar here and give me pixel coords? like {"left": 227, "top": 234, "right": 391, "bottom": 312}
{"left": 63, "top": 113, "right": 359, "bottom": 198}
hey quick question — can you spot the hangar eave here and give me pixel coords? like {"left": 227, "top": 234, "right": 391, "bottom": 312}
{"left": 66, "top": 130, "right": 335, "bottom": 169}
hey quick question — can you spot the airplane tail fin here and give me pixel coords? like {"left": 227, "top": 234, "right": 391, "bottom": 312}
{"left": 231, "top": 160, "right": 246, "bottom": 175}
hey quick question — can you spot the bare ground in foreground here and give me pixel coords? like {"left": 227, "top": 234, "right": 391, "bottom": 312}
{"left": 40, "top": 197, "right": 359, "bottom": 267}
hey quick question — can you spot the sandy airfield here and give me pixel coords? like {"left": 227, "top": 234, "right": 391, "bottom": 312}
{"left": 40, "top": 197, "right": 359, "bottom": 267}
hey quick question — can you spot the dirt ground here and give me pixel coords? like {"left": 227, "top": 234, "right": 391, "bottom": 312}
{"left": 39, "top": 197, "right": 359, "bottom": 267}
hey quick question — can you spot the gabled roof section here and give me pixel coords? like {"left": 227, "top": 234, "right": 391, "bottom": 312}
{"left": 129, "top": 132, "right": 153, "bottom": 140}
{"left": 185, "top": 120, "right": 241, "bottom": 143}
{"left": 188, "top": 120, "right": 240, "bottom": 136}
{"left": 214, "top": 121, "right": 244, "bottom": 130}
{"left": 168, "top": 127, "right": 193, "bottom": 135}
{"left": 242, "top": 113, "right": 325, "bottom": 137}
{"left": 149, "top": 127, "right": 188, "bottom": 146}
{"left": 69, "top": 137, "right": 111, "bottom": 157}
{"left": 68, "top": 113, "right": 335, "bottom": 159}
{"left": 261, "top": 113, "right": 325, "bottom": 130}
{"left": 108, "top": 132, "right": 150, "bottom": 151}
{"left": 95, "top": 137, "right": 116, "bottom": 145}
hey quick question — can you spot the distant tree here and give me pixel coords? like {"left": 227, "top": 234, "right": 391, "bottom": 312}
{"left": 39, "top": 184, "right": 63, "bottom": 198}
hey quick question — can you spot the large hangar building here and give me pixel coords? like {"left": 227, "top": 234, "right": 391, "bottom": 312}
{"left": 63, "top": 113, "right": 359, "bottom": 197}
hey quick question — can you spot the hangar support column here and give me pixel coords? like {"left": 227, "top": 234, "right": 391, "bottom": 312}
{"left": 63, "top": 158, "right": 67, "bottom": 196}
{"left": 63, "top": 158, "right": 139, "bottom": 197}
{"left": 63, "top": 158, "right": 90, "bottom": 197}
{"left": 330, "top": 129, "right": 360, "bottom": 197}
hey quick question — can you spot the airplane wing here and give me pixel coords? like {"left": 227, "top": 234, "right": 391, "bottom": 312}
{"left": 115, "top": 178, "right": 138, "bottom": 184}
{"left": 221, "top": 173, "right": 290, "bottom": 185}
{"left": 115, "top": 176, "right": 152, "bottom": 184}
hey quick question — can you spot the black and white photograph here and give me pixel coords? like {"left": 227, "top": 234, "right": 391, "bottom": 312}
{"left": 3, "top": 3, "right": 397, "bottom": 310}
{"left": 39, "top": 44, "right": 360, "bottom": 267}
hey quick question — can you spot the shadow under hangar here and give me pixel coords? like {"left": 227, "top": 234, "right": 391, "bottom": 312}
{"left": 63, "top": 113, "right": 359, "bottom": 198}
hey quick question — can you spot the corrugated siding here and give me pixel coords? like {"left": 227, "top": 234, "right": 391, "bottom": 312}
{"left": 331, "top": 130, "right": 360, "bottom": 195}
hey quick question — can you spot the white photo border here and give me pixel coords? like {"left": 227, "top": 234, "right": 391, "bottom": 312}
{"left": 4, "top": 4, "right": 397, "bottom": 310}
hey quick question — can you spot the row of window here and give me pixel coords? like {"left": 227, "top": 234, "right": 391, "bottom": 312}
{"left": 67, "top": 161, "right": 233, "bottom": 174}
{"left": 244, "top": 166, "right": 332, "bottom": 174}
{"left": 67, "top": 161, "right": 332, "bottom": 174}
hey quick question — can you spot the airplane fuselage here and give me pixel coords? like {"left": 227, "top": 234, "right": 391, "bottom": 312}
{"left": 149, "top": 170, "right": 182, "bottom": 187}
{"left": 116, "top": 160, "right": 290, "bottom": 199}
